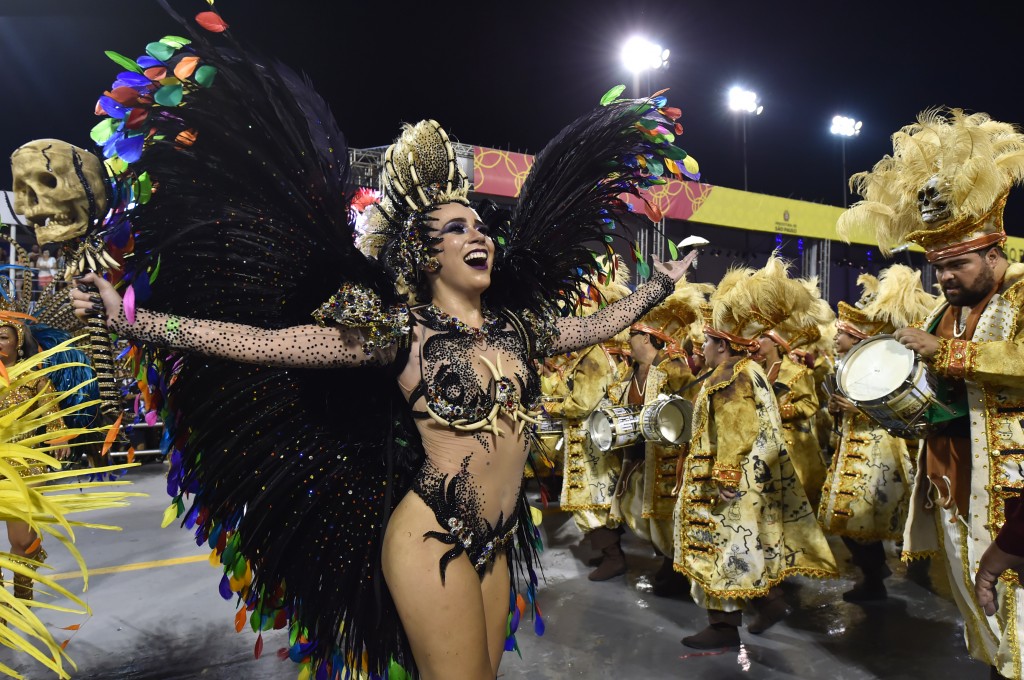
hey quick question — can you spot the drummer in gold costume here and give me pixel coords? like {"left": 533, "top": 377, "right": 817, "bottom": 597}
{"left": 545, "top": 264, "right": 631, "bottom": 580}
{"left": 839, "top": 108, "right": 1024, "bottom": 679}
{"left": 753, "top": 275, "right": 834, "bottom": 509}
{"left": 605, "top": 279, "right": 703, "bottom": 585}
{"left": 674, "top": 256, "right": 838, "bottom": 649}
{"left": 820, "top": 265, "right": 934, "bottom": 602}
{"left": 530, "top": 353, "right": 574, "bottom": 482}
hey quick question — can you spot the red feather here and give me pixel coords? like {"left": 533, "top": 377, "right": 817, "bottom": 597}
{"left": 195, "top": 11, "right": 229, "bottom": 32}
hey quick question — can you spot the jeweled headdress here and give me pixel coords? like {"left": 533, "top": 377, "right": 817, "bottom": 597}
{"left": 360, "top": 120, "right": 469, "bottom": 299}
{"left": 838, "top": 108, "right": 1024, "bottom": 261}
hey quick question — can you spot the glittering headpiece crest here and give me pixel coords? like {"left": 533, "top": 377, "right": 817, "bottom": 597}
{"left": 836, "top": 265, "right": 936, "bottom": 339}
{"left": 838, "top": 108, "right": 1024, "bottom": 261}
{"left": 706, "top": 254, "right": 811, "bottom": 352}
{"left": 361, "top": 120, "right": 470, "bottom": 299}
{"left": 766, "top": 277, "right": 835, "bottom": 354}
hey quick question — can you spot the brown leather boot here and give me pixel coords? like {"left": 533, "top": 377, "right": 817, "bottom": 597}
{"left": 748, "top": 588, "right": 791, "bottom": 634}
{"left": 13, "top": 544, "right": 47, "bottom": 601}
{"left": 682, "top": 610, "right": 742, "bottom": 649}
{"left": 587, "top": 528, "right": 626, "bottom": 581}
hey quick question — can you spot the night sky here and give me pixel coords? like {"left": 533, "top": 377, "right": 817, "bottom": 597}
{"left": 3, "top": 0, "right": 1024, "bottom": 223}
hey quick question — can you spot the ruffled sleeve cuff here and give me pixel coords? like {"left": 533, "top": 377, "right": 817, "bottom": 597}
{"left": 312, "top": 283, "right": 410, "bottom": 354}
{"left": 929, "top": 338, "right": 976, "bottom": 380}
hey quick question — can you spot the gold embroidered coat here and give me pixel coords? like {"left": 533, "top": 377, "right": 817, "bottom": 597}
{"left": 775, "top": 355, "right": 827, "bottom": 509}
{"left": 674, "top": 356, "right": 838, "bottom": 600}
{"left": 819, "top": 411, "right": 912, "bottom": 542}
{"left": 608, "top": 362, "right": 685, "bottom": 554}
{"left": 547, "top": 344, "right": 620, "bottom": 532}
{"left": 904, "top": 264, "right": 1024, "bottom": 678}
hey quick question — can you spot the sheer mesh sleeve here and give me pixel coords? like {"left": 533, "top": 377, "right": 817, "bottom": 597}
{"left": 549, "top": 270, "right": 674, "bottom": 355}
{"left": 107, "top": 307, "right": 397, "bottom": 369}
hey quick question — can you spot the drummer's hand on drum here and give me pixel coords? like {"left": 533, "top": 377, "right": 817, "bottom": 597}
{"left": 893, "top": 327, "right": 940, "bottom": 359}
{"left": 829, "top": 394, "right": 859, "bottom": 414}
{"left": 653, "top": 250, "right": 699, "bottom": 283}
{"left": 718, "top": 484, "right": 739, "bottom": 502}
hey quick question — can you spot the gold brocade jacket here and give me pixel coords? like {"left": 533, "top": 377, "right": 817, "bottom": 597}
{"left": 527, "top": 353, "right": 574, "bottom": 477}
{"left": 811, "top": 355, "right": 836, "bottom": 454}
{"left": 546, "top": 345, "right": 619, "bottom": 511}
{"left": 674, "top": 356, "right": 838, "bottom": 599}
{"left": 905, "top": 264, "right": 1024, "bottom": 556}
{"left": 607, "top": 359, "right": 692, "bottom": 521}
{"left": 774, "top": 355, "right": 827, "bottom": 507}
{"left": 819, "top": 411, "right": 912, "bottom": 542}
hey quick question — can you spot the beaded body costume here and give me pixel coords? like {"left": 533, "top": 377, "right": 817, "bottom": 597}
{"left": 85, "top": 3, "right": 701, "bottom": 677}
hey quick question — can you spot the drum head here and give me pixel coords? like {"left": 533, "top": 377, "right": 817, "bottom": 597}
{"left": 587, "top": 412, "right": 613, "bottom": 451}
{"left": 838, "top": 336, "right": 915, "bottom": 402}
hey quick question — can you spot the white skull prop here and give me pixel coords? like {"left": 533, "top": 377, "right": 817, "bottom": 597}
{"left": 10, "top": 139, "right": 108, "bottom": 244}
{"left": 917, "top": 175, "right": 952, "bottom": 226}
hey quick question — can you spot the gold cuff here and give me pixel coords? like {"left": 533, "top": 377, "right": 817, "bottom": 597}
{"left": 711, "top": 465, "right": 742, "bottom": 485}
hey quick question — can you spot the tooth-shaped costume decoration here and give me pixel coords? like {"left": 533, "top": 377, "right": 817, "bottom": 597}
{"left": 761, "top": 271, "right": 836, "bottom": 509}
{"left": 820, "top": 266, "right": 934, "bottom": 544}
{"left": 838, "top": 108, "right": 1024, "bottom": 677}
{"left": 674, "top": 256, "right": 838, "bottom": 616}
{"left": 80, "top": 8, "right": 703, "bottom": 677}
{"left": 606, "top": 277, "right": 705, "bottom": 558}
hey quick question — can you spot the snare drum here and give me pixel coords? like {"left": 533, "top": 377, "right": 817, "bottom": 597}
{"left": 586, "top": 395, "right": 692, "bottom": 452}
{"left": 835, "top": 334, "right": 937, "bottom": 438}
{"left": 532, "top": 411, "right": 566, "bottom": 460}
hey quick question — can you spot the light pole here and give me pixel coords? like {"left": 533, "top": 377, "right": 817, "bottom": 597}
{"left": 621, "top": 36, "right": 670, "bottom": 97}
{"left": 621, "top": 36, "right": 670, "bottom": 284}
{"left": 830, "top": 115, "right": 862, "bottom": 208}
{"left": 728, "top": 86, "right": 763, "bottom": 192}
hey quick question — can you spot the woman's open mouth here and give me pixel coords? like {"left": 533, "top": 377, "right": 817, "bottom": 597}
{"left": 464, "top": 250, "right": 489, "bottom": 270}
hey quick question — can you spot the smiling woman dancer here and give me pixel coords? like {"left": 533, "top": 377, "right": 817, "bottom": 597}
{"left": 67, "top": 17, "right": 700, "bottom": 677}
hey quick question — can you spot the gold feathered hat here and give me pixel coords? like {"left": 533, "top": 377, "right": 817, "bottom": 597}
{"left": 706, "top": 254, "right": 812, "bottom": 352}
{"left": 766, "top": 276, "right": 835, "bottom": 355}
{"left": 360, "top": 120, "right": 470, "bottom": 294}
{"left": 837, "top": 265, "right": 936, "bottom": 339}
{"left": 837, "top": 108, "right": 1024, "bottom": 262}
{"left": 632, "top": 279, "right": 709, "bottom": 352}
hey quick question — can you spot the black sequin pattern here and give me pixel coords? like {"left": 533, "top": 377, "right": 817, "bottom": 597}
{"left": 413, "top": 458, "right": 520, "bottom": 581}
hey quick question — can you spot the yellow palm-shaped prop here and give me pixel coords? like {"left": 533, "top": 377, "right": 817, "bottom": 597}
{"left": 0, "top": 337, "right": 142, "bottom": 679}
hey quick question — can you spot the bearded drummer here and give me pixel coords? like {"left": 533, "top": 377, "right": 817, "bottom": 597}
{"left": 674, "top": 254, "right": 837, "bottom": 649}
{"left": 820, "top": 266, "right": 934, "bottom": 602}
{"left": 605, "top": 278, "right": 703, "bottom": 589}
{"left": 838, "top": 109, "right": 1024, "bottom": 679}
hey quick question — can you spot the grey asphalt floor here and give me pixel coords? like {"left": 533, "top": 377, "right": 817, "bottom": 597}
{"left": 0, "top": 464, "right": 990, "bottom": 679}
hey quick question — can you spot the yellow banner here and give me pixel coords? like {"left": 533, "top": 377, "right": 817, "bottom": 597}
{"left": 688, "top": 185, "right": 1024, "bottom": 262}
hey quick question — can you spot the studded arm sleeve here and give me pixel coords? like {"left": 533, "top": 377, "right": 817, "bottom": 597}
{"left": 108, "top": 308, "right": 395, "bottom": 368}
{"left": 550, "top": 270, "right": 674, "bottom": 355}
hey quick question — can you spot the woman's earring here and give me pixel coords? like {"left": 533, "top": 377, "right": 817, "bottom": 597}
{"left": 424, "top": 257, "right": 441, "bottom": 274}
{"left": 17, "top": 348, "right": 24, "bottom": 357}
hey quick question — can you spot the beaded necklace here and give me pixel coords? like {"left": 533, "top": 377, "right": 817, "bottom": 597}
{"left": 423, "top": 303, "right": 504, "bottom": 340}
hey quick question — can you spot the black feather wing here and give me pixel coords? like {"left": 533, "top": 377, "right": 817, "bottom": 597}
{"left": 486, "top": 95, "right": 697, "bottom": 315}
{"left": 98, "top": 8, "right": 419, "bottom": 676}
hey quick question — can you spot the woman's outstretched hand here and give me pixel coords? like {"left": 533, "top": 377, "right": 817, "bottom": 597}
{"left": 69, "top": 272, "right": 122, "bottom": 325}
{"left": 652, "top": 250, "right": 698, "bottom": 283}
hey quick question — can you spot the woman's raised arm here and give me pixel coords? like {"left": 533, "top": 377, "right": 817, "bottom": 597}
{"left": 70, "top": 273, "right": 397, "bottom": 368}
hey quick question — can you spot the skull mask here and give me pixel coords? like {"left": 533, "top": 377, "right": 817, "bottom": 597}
{"left": 10, "top": 139, "right": 108, "bottom": 244}
{"left": 917, "top": 175, "right": 952, "bottom": 226}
